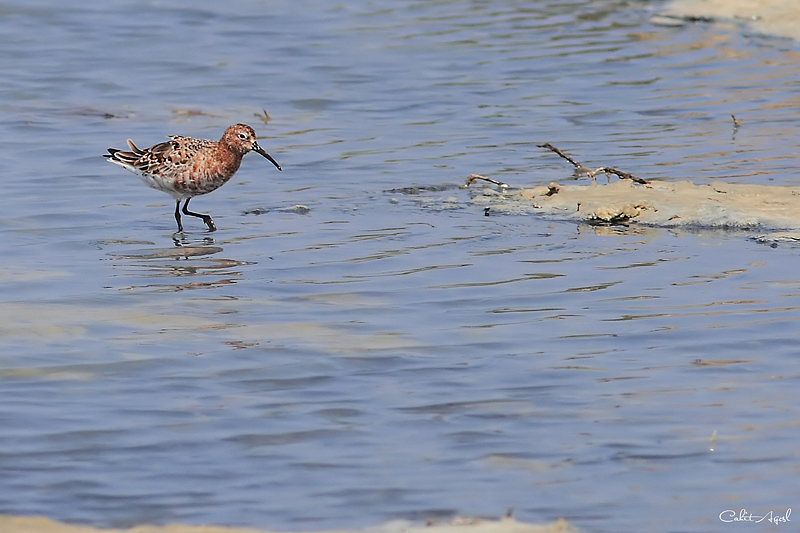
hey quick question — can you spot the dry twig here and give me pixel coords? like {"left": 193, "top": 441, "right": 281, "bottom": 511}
{"left": 538, "top": 143, "right": 648, "bottom": 185}
{"left": 537, "top": 143, "right": 593, "bottom": 174}
{"left": 465, "top": 174, "right": 509, "bottom": 188}
{"left": 596, "top": 167, "right": 648, "bottom": 185}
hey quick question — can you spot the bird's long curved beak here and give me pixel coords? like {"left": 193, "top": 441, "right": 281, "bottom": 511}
{"left": 253, "top": 142, "right": 282, "bottom": 171}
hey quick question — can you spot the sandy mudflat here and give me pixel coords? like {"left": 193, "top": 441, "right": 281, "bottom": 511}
{"left": 662, "top": 0, "right": 800, "bottom": 39}
{"left": 469, "top": 178, "right": 800, "bottom": 235}
{"left": 0, "top": 516, "right": 578, "bottom": 533}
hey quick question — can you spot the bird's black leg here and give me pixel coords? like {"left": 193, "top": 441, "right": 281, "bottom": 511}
{"left": 174, "top": 200, "right": 184, "bottom": 232}
{"left": 182, "top": 198, "right": 216, "bottom": 232}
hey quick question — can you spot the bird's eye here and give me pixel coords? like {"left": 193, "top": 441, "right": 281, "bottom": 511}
{"left": 238, "top": 133, "right": 248, "bottom": 140}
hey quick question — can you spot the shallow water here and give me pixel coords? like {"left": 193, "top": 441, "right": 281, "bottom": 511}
{"left": 0, "top": 1, "right": 799, "bottom": 532}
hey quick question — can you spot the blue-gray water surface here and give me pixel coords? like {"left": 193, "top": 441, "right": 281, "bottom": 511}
{"left": 1, "top": 1, "right": 799, "bottom": 532}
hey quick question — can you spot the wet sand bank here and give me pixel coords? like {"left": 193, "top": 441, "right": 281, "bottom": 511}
{"left": 0, "top": 516, "right": 578, "bottom": 533}
{"left": 470, "top": 178, "right": 800, "bottom": 232}
{"left": 661, "top": 0, "right": 800, "bottom": 40}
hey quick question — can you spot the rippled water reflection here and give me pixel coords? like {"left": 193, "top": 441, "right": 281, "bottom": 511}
{"left": 1, "top": 1, "right": 799, "bottom": 532}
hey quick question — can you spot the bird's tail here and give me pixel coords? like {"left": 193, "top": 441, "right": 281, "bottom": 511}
{"left": 104, "top": 139, "right": 144, "bottom": 164}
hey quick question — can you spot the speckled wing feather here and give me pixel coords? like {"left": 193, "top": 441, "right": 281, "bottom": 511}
{"left": 105, "top": 136, "right": 214, "bottom": 177}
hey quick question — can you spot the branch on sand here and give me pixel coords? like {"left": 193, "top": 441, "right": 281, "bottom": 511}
{"left": 537, "top": 143, "right": 648, "bottom": 185}
{"left": 464, "top": 174, "right": 510, "bottom": 189}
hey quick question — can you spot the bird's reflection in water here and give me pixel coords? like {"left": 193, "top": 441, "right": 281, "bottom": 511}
{"left": 110, "top": 235, "right": 254, "bottom": 292}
